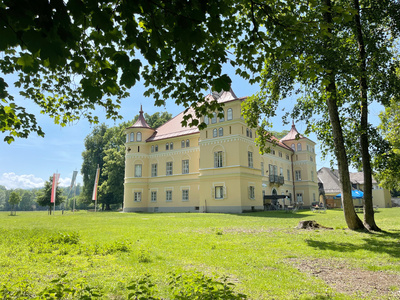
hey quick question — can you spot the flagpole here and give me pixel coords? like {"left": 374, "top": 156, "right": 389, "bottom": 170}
{"left": 92, "top": 165, "right": 100, "bottom": 212}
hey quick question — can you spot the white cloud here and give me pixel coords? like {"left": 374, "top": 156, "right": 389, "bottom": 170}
{"left": 0, "top": 173, "right": 80, "bottom": 190}
{"left": 0, "top": 172, "right": 45, "bottom": 189}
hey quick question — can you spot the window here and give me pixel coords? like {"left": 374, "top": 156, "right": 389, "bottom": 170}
{"left": 286, "top": 154, "right": 290, "bottom": 160}
{"left": 279, "top": 151, "right": 282, "bottom": 158}
{"left": 151, "top": 145, "right": 154, "bottom": 152}
{"left": 166, "top": 143, "right": 169, "bottom": 150}
{"left": 249, "top": 186, "right": 255, "bottom": 199}
{"left": 151, "top": 191, "right": 157, "bottom": 202}
{"left": 126, "top": 134, "right": 129, "bottom": 143}
{"left": 296, "top": 193, "right": 303, "bottom": 203}
{"left": 246, "top": 128, "right": 249, "bottom": 137}
{"left": 155, "top": 145, "right": 158, "bottom": 152}
{"left": 227, "top": 108, "right": 233, "bottom": 120}
{"left": 249, "top": 130, "right": 252, "bottom": 138}
{"left": 219, "top": 111, "right": 225, "bottom": 122}
{"left": 297, "top": 143, "right": 302, "bottom": 151}
{"left": 218, "top": 127, "right": 223, "bottom": 137}
{"left": 307, "top": 145, "right": 310, "bottom": 151}
{"left": 310, "top": 156, "right": 313, "bottom": 162}
{"left": 151, "top": 164, "right": 157, "bottom": 177}
{"left": 166, "top": 162, "right": 173, "bottom": 176}
{"left": 280, "top": 167, "right": 283, "bottom": 176}
{"left": 181, "top": 140, "right": 185, "bottom": 148}
{"left": 204, "top": 115, "right": 209, "bottom": 124}
{"left": 248, "top": 151, "right": 253, "bottom": 168}
{"left": 215, "top": 186, "right": 224, "bottom": 199}
{"left": 166, "top": 190, "right": 172, "bottom": 201}
{"left": 313, "top": 193, "right": 316, "bottom": 202}
{"left": 214, "top": 151, "right": 223, "bottom": 168}
{"left": 134, "top": 192, "right": 141, "bottom": 202}
{"left": 135, "top": 164, "right": 142, "bottom": 177}
{"left": 182, "top": 160, "right": 189, "bottom": 174}
{"left": 211, "top": 112, "right": 217, "bottom": 124}
{"left": 287, "top": 169, "right": 290, "bottom": 181}
{"left": 271, "top": 149, "right": 275, "bottom": 155}
{"left": 137, "top": 132, "right": 142, "bottom": 142}
{"left": 295, "top": 170, "right": 301, "bottom": 181}
{"left": 291, "top": 143, "right": 295, "bottom": 151}
{"left": 311, "top": 171, "right": 314, "bottom": 182}
{"left": 261, "top": 162, "right": 264, "bottom": 176}
{"left": 186, "top": 139, "right": 190, "bottom": 147}
{"left": 213, "top": 128, "right": 218, "bottom": 138}
{"left": 130, "top": 133, "right": 134, "bottom": 142}
{"left": 170, "top": 142, "right": 173, "bottom": 150}
{"left": 182, "top": 189, "right": 189, "bottom": 201}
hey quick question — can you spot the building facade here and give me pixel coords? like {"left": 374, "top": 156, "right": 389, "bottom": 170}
{"left": 123, "top": 90, "right": 319, "bottom": 213}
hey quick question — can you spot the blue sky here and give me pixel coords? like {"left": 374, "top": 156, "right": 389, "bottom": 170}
{"left": 0, "top": 68, "right": 383, "bottom": 190}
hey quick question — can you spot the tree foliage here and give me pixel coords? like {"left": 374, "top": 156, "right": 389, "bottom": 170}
{"left": 35, "top": 176, "right": 65, "bottom": 212}
{"left": 1, "top": 0, "right": 236, "bottom": 143}
{"left": 8, "top": 191, "right": 20, "bottom": 215}
{"left": 81, "top": 112, "right": 171, "bottom": 210}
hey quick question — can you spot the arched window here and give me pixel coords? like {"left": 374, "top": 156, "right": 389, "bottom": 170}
{"left": 204, "top": 115, "right": 209, "bottom": 124}
{"left": 213, "top": 128, "right": 218, "bottom": 138}
{"left": 151, "top": 145, "right": 154, "bottom": 152}
{"left": 170, "top": 142, "right": 173, "bottom": 150}
{"left": 246, "top": 128, "right": 249, "bottom": 137}
{"left": 297, "top": 143, "right": 302, "bottom": 151}
{"left": 186, "top": 139, "right": 190, "bottom": 147}
{"left": 249, "top": 130, "right": 252, "bottom": 138}
{"left": 291, "top": 143, "right": 295, "bottom": 151}
{"left": 130, "top": 132, "right": 134, "bottom": 142}
{"left": 219, "top": 127, "right": 223, "bottom": 137}
{"left": 181, "top": 140, "right": 185, "bottom": 148}
{"left": 166, "top": 143, "right": 169, "bottom": 150}
{"left": 126, "top": 134, "right": 129, "bottom": 143}
{"left": 136, "top": 132, "right": 142, "bottom": 142}
{"left": 155, "top": 145, "right": 158, "bottom": 152}
{"left": 227, "top": 108, "right": 233, "bottom": 120}
{"left": 211, "top": 112, "right": 217, "bottom": 124}
{"left": 219, "top": 111, "right": 225, "bottom": 122}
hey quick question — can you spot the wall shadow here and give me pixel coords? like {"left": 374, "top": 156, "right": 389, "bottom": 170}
{"left": 235, "top": 210, "right": 315, "bottom": 219}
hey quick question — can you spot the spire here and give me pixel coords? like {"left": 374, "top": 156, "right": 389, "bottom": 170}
{"left": 128, "top": 106, "right": 151, "bottom": 129}
{"left": 280, "top": 121, "right": 304, "bottom": 141}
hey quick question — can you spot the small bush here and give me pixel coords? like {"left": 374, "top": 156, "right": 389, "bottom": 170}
{"left": 127, "top": 274, "right": 160, "bottom": 300}
{"left": 49, "top": 231, "right": 80, "bottom": 245}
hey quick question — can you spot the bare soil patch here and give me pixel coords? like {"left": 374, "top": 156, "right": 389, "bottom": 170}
{"left": 289, "top": 258, "right": 400, "bottom": 299}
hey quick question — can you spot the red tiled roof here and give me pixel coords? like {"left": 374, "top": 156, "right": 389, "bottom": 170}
{"left": 146, "top": 107, "right": 199, "bottom": 142}
{"left": 280, "top": 122, "right": 304, "bottom": 141}
{"left": 127, "top": 106, "right": 152, "bottom": 129}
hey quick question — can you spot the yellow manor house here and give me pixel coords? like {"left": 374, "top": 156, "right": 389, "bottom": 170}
{"left": 123, "top": 89, "right": 319, "bottom": 213}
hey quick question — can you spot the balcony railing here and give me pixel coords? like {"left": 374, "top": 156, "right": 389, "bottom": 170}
{"left": 269, "top": 175, "right": 285, "bottom": 185}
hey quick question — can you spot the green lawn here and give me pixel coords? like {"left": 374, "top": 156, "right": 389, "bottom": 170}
{"left": 0, "top": 209, "right": 399, "bottom": 299}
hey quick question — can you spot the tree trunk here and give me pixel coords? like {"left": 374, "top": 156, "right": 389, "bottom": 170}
{"left": 323, "top": 0, "right": 364, "bottom": 230}
{"left": 353, "top": 0, "right": 380, "bottom": 231}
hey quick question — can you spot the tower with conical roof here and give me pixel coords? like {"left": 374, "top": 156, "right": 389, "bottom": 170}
{"left": 280, "top": 121, "right": 318, "bottom": 205}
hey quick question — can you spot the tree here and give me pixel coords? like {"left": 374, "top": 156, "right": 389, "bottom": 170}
{"left": 35, "top": 177, "right": 65, "bottom": 214}
{"left": 81, "top": 112, "right": 171, "bottom": 210}
{"left": 239, "top": 0, "right": 400, "bottom": 230}
{"left": 19, "top": 190, "right": 36, "bottom": 211}
{"left": 1, "top": 0, "right": 235, "bottom": 143}
{"left": 0, "top": 185, "right": 6, "bottom": 210}
{"left": 8, "top": 191, "right": 20, "bottom": 216}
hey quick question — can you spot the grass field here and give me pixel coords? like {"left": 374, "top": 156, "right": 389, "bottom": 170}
{"left": 0, "top": 208, "right": 399, "bottom": 299}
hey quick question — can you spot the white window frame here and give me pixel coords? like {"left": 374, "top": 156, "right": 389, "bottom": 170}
{"left": 213, "top": 128, "right": 217, "bottom": 138}
{"left": 151, "top": 191, "right": 157, "bottom": 202}
{"left": 166, "top": 190, "right": 172, "bottom": 202}
{"left": 186, "top": 139, "right": 190, "bottom": 147}
{"left": 295, "top": 170, "right": 301, "bottom": 181}
{"left": 214, "top": 151, "right": 223, "bottom": 168}
{"left": 182, "top": 159, "right": 189, "bottom": 174}
{"left": 182, "top": 189, "right": 189, "bottom": 201}
{"left": 219, "top": 127, "right": 223, "bottom": 137}
{"left": 215, "top": 186, "right": 224, "bottom": 199}
{"left": 134, "top": 164, "right": 142, "bottom": 178}
{"left": 249, "top": 186, "right": 255, "bottom": 199}
{"left": 136, "top": 132, "right": 142, "bottom": 142}
{"left": 227, "top": 108, "right": 233, "bottom": 120}
{"left": 181, "top": 140, "right": 185, "bottom": 148}
{"left": 248, "top": 151, "right": 253, "bottom": 168}
{"left": 134, "top": 192, "right": 142, "bottom": 202}
{"left": 130, "top": 132, "right": 134, "bottom": 142}
{"left": 166, "top": 161, "right": 173, "bottom": 176}
{"left": 151, "top": 163, "right": 157, "bottom": 177}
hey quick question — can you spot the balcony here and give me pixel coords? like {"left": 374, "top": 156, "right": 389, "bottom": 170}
{"left": 269, "top": 175, "right": 284, "bottom": 185}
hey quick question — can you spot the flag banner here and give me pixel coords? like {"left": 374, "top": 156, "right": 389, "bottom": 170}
{"left": 70, "top": 171, "right": 78, "bottom": 188}
{"left": 92, "top": 166, "right": 100, "bottom": 201}
{"left": 51, "top": 173, "right": 60, "bottom": 203}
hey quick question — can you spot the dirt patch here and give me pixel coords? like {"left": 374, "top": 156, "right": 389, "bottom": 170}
{"left": 289, "top": 258, "right": 400, "bottom": 299}
{"left": 296, "top": 220, "right": 333, "bottom": 230}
